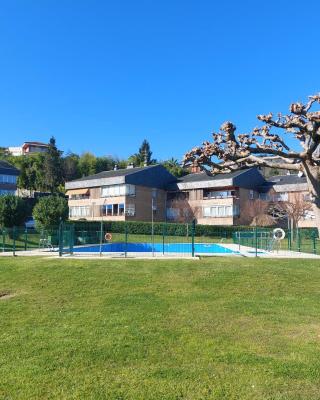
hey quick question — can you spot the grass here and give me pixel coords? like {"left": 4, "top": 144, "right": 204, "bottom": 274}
{"left": 1, "top": 257, "right": 320, "bottom": 399}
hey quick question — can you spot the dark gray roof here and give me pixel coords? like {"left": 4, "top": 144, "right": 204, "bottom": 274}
{"left": 71, "top": 165, "right": 154, "bottom": 183}
{"left": 66, "top": 164, "right": 177, "bottom": 190}
{"left": 0, "top": 160, "right": 20, "bottom": 176}
{"left": 267, "top": 174, "right": 307, "bottom": 185}
{"left": 174, "top": 169, "right": 246, "bottom": 183}
{"left": 167, "top": 168, "right": 266, "bottom": 190}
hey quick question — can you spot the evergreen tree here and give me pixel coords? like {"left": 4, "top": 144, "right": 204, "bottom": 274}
{"left": 128, "top": 139, "right": 155, "bottom": 167}
{"left": 43, "top": 137, "right": 63, "bottom": 193}
{"left": 138, "top": 139, "right": 153, "bottom": 165}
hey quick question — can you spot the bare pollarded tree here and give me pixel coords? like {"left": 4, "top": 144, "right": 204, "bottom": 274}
{"left": 184, "top": 94, "right": 320, "bottom": 234}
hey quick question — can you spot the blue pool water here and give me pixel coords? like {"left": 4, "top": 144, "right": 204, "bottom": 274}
{"left": 74, "top": 242, "right": 236, "bottom": 254}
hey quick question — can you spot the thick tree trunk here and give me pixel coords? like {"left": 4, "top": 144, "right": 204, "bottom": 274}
{"left": 302, "top": 162, "right": 320, "bottom": 237}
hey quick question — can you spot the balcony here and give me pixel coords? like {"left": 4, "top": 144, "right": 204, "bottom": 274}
{"left": 203, "top": 189, "right": 237, "bottom": 200}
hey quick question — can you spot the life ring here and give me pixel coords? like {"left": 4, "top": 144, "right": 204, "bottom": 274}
{"left": 273, "top": 228, "right": 285, "bottom": 241}
{"left": 104, "top": 232, "right": 112, "bottom": 241}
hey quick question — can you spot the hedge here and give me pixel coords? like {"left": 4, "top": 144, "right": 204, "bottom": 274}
{"left": 66, "top": 220, "right": 318, "bottom": 239}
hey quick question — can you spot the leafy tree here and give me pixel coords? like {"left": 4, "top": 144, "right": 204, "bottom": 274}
{"left": 162, "top": 158, "right": 187, "bottom": 177}
{"left": 0, "top": 147, "right": 9, "bottom": 158}
{"left": 11, "top": 154, "right": 46, "bottom": 193}
{"left": 33, "top": 196, "right": 68, "bottom": 229}
{"left": 0, "top": 195, "right": 28, "bottom": 227}
{"left": 78, "top": 152, "right": 97, "bottom": 177}
{"left": 95, "top": 156, "right": 116, "bottom": 173}
{"left": 43, "top": 137, "right": 63, "bottom": 193}
{"left": 184, "top": 93, "right": 320, "bottom": 235}
{"left": 63, "top": 153, "right": 80, "bottom": 181}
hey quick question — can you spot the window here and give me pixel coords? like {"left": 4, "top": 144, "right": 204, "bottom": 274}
{"left": 259, "top": 193, "right": 270, "bottom": 201}
{"left": 69, "top": 206, "right": 90, "bottom": 218}
{"left": 273, "top": 192, "right": 288, "bottom": 201}
{"left": 102, "top": 203, "right": 126, "bottom": 216}
{"left": 152, "top": 188, "right": 157, "bottom": 199}
{"left": 203, "top": 205, "right": 238, "bottom": 218}
{"left": 233, "top": 204, "right": 240, "bottom": 216}
{"left": 249, "top": 190, "right": 254, "bottom": 200}
{"left": 119, "top": 203, "right": 125, "bottom": 216}
{"left": 304, "top": 211, "right": 315, "bottom": 220}
{"left": 0, "top": 175, "right": 17, "bottom": 184}
{"left": 107, "top": 204, "right": 112, "bottom": 216}
{"left": 303, "top": 193, "right": 312, "bottom": 202}
{"left": 166, "top": 208, "right": 178, "bottom": 220}
{"left": 167, "top": 191, "right": 189, "bottom": 201}
{"left": 101, "top": 184, "right": 135, "bottom": 197}
{"left": 126, "top": 204, "right": 135, "bottom": 216}
{"left": 70, "top": 194, "right": 89, "bottom": 200}
{"left": 278, "top": 192, "right": 288, "bottom": 201}
{"left": 203, "top": 189, "right": 235, "bottom": 199}
{"left": 0, "top": 189, "right": 15, "bottom": 196}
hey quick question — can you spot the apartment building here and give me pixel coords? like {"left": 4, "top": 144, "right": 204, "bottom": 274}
{"left": 65, "top": 165, "right": 316, "bottom": 227}
{"left": 166, "top": 168, "right": 266, "bottom": 225}
{"left": 65, "top": 165, "right": 176, "bottom": 222}
{"left": 265, "top": 174, "right": 316, "bottom": 228}
{"left": 0, "top": 161, "right": 20, "bottom": 195}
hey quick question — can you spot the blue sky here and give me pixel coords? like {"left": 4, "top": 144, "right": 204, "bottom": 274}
{"left": 0, "top": 0, "right": 319, "bottom": 161}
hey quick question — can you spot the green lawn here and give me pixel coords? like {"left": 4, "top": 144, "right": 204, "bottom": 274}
{"left": 1, "top": 257, "right": 320, "bottom": 399}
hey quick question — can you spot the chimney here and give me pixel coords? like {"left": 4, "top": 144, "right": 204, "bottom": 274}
{"left": 114, "top": 164, "right": 118, "bottom": 171}
{"left": 190, "top": 161, "right": 201, "bottom": 174}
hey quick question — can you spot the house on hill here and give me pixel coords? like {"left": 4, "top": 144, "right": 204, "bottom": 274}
{"left": 8, "top": 141, "right": 49, "bottom": 156}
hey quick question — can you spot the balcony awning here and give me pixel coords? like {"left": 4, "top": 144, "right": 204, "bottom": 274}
{"left": 66, "top": 189, "right": 89, "bottom": 196}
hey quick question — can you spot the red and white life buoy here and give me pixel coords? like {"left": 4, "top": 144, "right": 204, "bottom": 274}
{"left": 273, "top": 228, "right": 285, "bottom": 241}
{"left": 105, "top": 232, "right": 112, "bottom": 241}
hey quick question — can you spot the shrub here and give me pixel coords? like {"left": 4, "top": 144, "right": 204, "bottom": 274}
{"left": 0, "top": 195, "right": 28, "bottom": 228}
{"left": 67, "top": 220, "right": 318, "bottom": 239}
{"left": 33, "top": 195, "right": 68, "bottom": 229}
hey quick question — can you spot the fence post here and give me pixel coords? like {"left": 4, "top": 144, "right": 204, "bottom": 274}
{"left": 58, "top": 221, "right": 63, "bottom": 257}
{"left": 13, "top": 227, "right": 16, "bottom": 257}
{"left": 191, "top": 219, "right": 195, "bottom": 257}
{"left": 288, "top": 229, "right": 291, "bottom": 251}
{"left": 99, "top": 221, "right": 103, "bottom": 257}
{"left": 125, "top": 224, "right": 128, "bottom": 258}
{"left": 313, "top": 232, "right": 317, "bottom": 255}
{"left": 254, "top": 226, "right": 258, "bottom": 257}
{"left": 2, "top": 229, "right": 4, "bottom": 252}
{"left": 24, "top": 228, "right": 28, "bottom": 251}
{"left": 70, "top": 224, "right": 74, "bottom": 255}
{"left": 162, "top": 223, "right": 165, "bottom": 255}
{"left": 297, "top": 229, "right": 301, "bottom": 253}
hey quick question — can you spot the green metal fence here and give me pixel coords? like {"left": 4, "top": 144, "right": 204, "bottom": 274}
{"left": 0, "top": 222, "right": 319, "bottom": 257}
{"left": 232, "top": 227, "right": 320, "bottom": 255}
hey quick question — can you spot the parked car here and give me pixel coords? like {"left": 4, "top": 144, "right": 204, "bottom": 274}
{"left": 25, "top": 217, "right": 35, "bottom": 229}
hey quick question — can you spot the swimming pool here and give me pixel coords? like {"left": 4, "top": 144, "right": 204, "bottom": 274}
{"left": 74, "top": 242, "right": 237, "bottom": 254}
